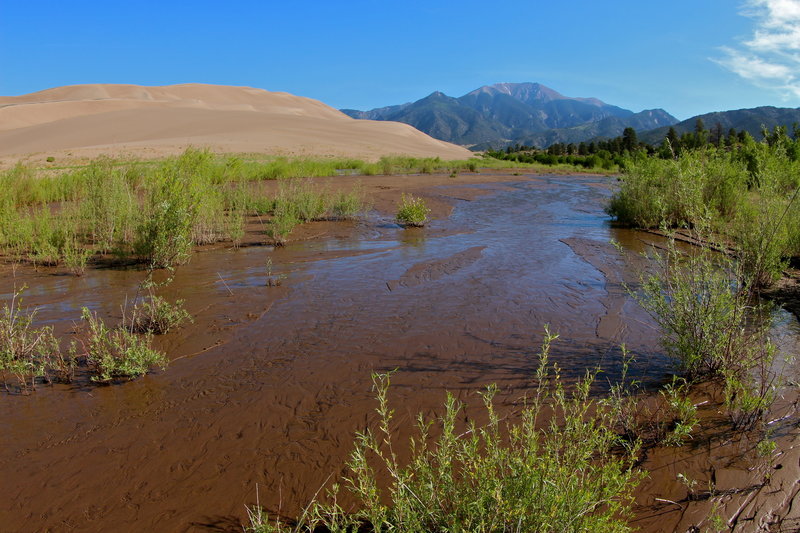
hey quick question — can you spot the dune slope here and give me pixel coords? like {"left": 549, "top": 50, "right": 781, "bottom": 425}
{"left": 0, "top": 84, "right": 473, "bottom": 162}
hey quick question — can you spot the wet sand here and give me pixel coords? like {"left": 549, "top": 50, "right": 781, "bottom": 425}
{"left": 1, "top": 171, "right": 799, "bottom": 532}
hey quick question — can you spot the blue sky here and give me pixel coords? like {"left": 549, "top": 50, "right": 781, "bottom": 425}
{"left": 2, "top": 0, "right": 800, "bottom": 120}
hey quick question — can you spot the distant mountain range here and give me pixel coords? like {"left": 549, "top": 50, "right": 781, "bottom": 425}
{"left": 343, "top": 83, "right": 800, "bottom": 150}
{"left": 639, "top": 106, "right": 800, "bottom": 145}
{"left": 342, "top": 82, "right": 678, "bottom": 149}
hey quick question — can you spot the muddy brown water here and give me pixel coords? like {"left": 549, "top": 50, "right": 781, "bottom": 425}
{"left": 2, "top": 174, "right": 799, "bottom": 532}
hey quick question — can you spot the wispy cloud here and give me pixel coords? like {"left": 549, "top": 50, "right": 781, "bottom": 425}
{"left": 715, "top": 0, "right": 800, "bottom": 99}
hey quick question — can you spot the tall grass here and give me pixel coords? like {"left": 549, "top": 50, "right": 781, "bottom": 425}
{"left": 258, "top": 179, "right": 367, "bottom": 245}
{"left": 0, "top": 149, "right": 487, "bottom": 269}
{"left": 0, "top": 152, "right": 486, "bottom": 209}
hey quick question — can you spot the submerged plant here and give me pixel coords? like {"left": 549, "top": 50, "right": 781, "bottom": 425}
{"left": 264, "top": 258, "right": 286, "bottom": 287}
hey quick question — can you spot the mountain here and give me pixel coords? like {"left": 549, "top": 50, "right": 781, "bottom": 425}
{"left": 640, "top": 106, "right": 800, "bottom": 145}
{"left": 340, "top": 102, "right": 411, "bottom": 120}
{"left": 342, "top": 82, "right": 678, "bottom": 149}
{"left": 0, "top": 84, "right": 473, "bottom": 162}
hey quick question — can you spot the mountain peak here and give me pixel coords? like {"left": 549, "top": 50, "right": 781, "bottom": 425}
{"left": 489, "top": 82, "right": 565, "bottom": 103}
{"left": 340, "top": 82, "right": 678, "bottom": 148}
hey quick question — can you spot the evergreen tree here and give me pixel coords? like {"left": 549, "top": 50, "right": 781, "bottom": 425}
{"left": 694, "top": 118, "right": 706, "bottom": 134}
{"left": 727, "top": 128, "right": 738, "bottom": 147}
{"left": 710, "top": 122, "right": 724, "bottom": 146}
{"left": 665, "top": 127, "right": 680, "bottom": 155}
{"left": 738, "top": 129, "right": 749, "bottom": 144}
{"left": 694, "top": 118, "right": 708, "bottom": 146}
{"left": 621, "top": 127, "right": 638, "bottom": 152}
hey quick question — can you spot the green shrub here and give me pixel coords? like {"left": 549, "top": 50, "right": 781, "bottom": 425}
{"left": 658, "top": 377, "right": 699, "bottom": 446}
{"left": 396, "top": 193, "right": 430, "bottom": 227}
{"left": 246, "top": 333, "right": 642, "bottom": 532}
{"left": 724, "top": 362, "right": 778, "bottom": 431}
{"left": 262, "top": 180, "right": 366, "bottom": 243}
{"left": 608, "top": 143, "right": 800, "bottom": 288}
{"left": 330, "top": 187, "right": 365, "bottom": 220}
{"left": 267, "top": 210, "right": 299, "bottom": 245}
{"left": 61, "top": 236, "right": 92, "bottom": 276}
{"left": 224, "top": 183, "right": 249, "bottom": 247}
{"left": 606, "top": 152, "right": 711, "bottom": 228}
{"left": 80, "top": 307, "right": 167, "bottom": 382}
{"left": 633, "top": 237, "right": 773, "bottom": 380}
{"left": 601, "top": 352, "right": 706, "bottom": 447}
{"left": 248, "top": 196, "right": 276, "bottom": 216}
{"left": 288, "top": 181, "right": 328, "bottom": 222}
{"left": 80, "top": 160, "right": 139, "bottom": 254}
{"left": 631, "top": 236, "right": 780, "bottom": 431}
{"left": 731, "top": 196, "right": 791, "bottom": 289}
{"left": 379, "top": 157, "right": 394, "bottom": 175}
{"left": 127, "top": 294, "right": 191, "bottom": 335}
{"left": 0, "top": 287, "right": 62, "bottom": 392}
{"left": 134, "top": 166, "right": 196, "bottom": 268}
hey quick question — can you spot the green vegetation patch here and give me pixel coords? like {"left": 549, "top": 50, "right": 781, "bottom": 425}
{"left": 0, "top": 150, "right": 488, "bottom": 270}
{"left": 246, "top": 334, "right": 643, "bottom": 532}
{"left": 607, "top": 126, "right": 800, "bottom": 290}
{"left": 395, "top": 193, "right": 430, "bottom": 227}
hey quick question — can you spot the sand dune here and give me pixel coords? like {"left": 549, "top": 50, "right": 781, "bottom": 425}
{"left": 0, "top": 83, "right": 473, "bottom": 162}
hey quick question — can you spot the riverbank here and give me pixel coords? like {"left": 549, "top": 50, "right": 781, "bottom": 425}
{"left": 1, "top": 170, "right": 799, "bottom": 532}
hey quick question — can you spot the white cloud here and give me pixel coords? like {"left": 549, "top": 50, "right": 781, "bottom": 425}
{"left": 716, "top": 0, "right": 800, "bottom": 99}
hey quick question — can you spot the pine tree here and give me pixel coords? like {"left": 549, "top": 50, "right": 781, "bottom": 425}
{"left": 621, "top": 127, "right": 638, "bottom": 152}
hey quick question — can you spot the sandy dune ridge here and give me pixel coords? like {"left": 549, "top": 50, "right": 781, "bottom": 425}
{"left": 0, "top": 83, "right": 473, "bottom": 163}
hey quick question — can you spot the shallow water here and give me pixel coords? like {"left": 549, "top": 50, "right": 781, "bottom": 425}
{"left": 1, "top": 174, "right": 797, "bottom": 532}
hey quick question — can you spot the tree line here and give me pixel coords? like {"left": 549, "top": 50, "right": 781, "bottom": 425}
{"left": 486, "top": 120, "right": 800, "bottom": 171}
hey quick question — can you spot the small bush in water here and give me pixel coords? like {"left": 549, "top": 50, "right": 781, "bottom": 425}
{"left": 0, "top": 287, "right": 62, "bottom": 392}
{"left": 127, "top": 294, "right": 191, "bottom": 335}
{"left": 396, "top": 193, "right": 431, "bottom": 227}
{"left": 81, "top": 308, "right": 167, "bottom": 382}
